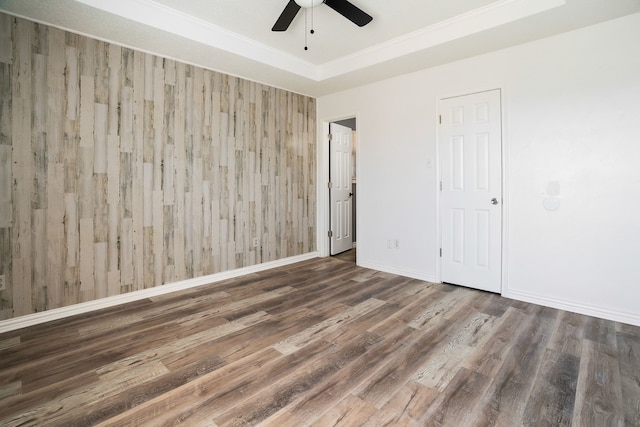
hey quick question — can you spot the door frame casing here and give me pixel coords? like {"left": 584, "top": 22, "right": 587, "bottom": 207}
{"left": 329, "top": 122, "right": 354, "bottom": 255}
{"left": 317, "top": 114, "right": 359, "bottom": 259}
{"left": 435, "top": 88, "right": 509, "bottom": 296}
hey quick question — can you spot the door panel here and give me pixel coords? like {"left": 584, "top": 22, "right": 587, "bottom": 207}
{"left": 330, "top": 123, "right": 353, "bottom": 255}
{"left": 440, "top": 90, "right": 502, "bottom": 293}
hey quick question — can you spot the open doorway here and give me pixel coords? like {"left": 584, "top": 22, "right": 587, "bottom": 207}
{"left": 329, "top": 118, "right": 357, "bottom": 263}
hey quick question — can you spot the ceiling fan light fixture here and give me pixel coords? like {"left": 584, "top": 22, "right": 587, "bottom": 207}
{"left": 294, "top": 0, "right": 324, "bottom": 8}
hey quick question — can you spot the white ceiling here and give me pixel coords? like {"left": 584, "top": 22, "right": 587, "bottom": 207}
{"left": 1, "top": 0, "right": 639, "bottom": 97}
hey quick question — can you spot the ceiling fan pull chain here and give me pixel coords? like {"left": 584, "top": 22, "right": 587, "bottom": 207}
{"left": 311, "top": 4, "right": 315, "bottom": 35}
{"left": 304, "top": 7, "right": 308, "bottom": 50}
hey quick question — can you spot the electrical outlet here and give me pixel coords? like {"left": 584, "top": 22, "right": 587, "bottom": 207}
{"left": 252, "top": 237, "right": 259, "bottom": 247}
{"left": 0, "top": 275, "right": 5, "bottom": 291}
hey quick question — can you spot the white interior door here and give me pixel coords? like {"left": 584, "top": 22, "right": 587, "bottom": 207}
{"left": 440, "top": 90, "right": 502, "bottom": 293}
{"left": 330, "top": 123, "right": 353, "bottom": 255}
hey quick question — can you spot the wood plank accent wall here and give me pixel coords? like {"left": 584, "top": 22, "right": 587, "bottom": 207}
{"left": 0, "top": 13, "right": 317, "bottom": 320}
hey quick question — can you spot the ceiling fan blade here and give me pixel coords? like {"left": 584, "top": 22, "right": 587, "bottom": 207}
{"left": 324, "top": 0, "right": 372, "bottom": 27}
{"left": 272, "top": 0, "right": 301, "bottom": 31}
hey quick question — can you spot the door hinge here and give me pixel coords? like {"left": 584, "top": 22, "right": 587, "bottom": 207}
{"left": 440, "top": 248, "right": 442, "bottom": 257}
{"left": 328, "top": 182, "right": 332, "bottom": 189}
{"left": 439, "top": 115, "right": 442, "bottom": 124}
{"left": 440, "top": 181, "right": 442, "bottom": 191}
{"left": 328, "top": 133, "right": 333, "bottom": 141}
{"left": 328, "top": 230, "right": 333, "bottom": 238}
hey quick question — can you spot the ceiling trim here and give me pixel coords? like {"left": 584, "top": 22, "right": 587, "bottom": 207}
{"left": 75, "top": 0, "right": 564, "bottom": 82}
{"left": 75, "top": 0, "right": 320, "bottom": 79}
{"left": 317, "top": 0, "right": 566, "bottom": 80}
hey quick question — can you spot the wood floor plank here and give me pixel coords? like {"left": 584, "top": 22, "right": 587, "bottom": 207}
{"left": 522, "top": 348, "right": 579, "bottom": 427}
{"left": 407, "top": 287, "right": 476, "bottom": 330}
{"left": 3, "top": 360, "right": 170, "bottom": 426}
{"left": 0, "top": 336, "right": 20, "bottom": 351}
{"left": 468, "top": 306, "right": 558, "bottom": 427}
{"left": 272, "top": 298, "right": 385, "bottom": 355}
{"left": 0, "top": 370, "right": 99, "bottom": 418}
{"left": 462, "top": 306, "right": 530, "bottom": 377}
{"left": 362, "top": 381, "right": 439, "bottom": 426}
{"left": 312, "top": 394, "right": 379, "bottom": 427}
{"left": 140, "top": 339, "right": 338, "bottom": 426}
{"left": 97, "top": 311, "right": 270, "bottom": 376}
{"left": 0, "top": 258, "right": 638, "bottom": 426}
{"left": 548, "top": 310, "right": 588, "bottom": 358}
{"left": 584, "top": 316, "right": 618, "bottom": 349}
{"left": 260, "top": 314, "right": 417, "bottom": 426}
{"left": 215, "top": 332, "right": 382, "bottom": 426}
{"left": 417, "top": 367, "right": 492, "bottom": 426}
{"left": 2, "top": 312, "right": 230, "bottom": 394}
{"left": 63, "top": 354, "right": 226, "bottom": 426}
{"left": 176, "top": 286, "right": 294, "bottom": 326}
{"left": 573, "top": 339, "right": 624, "bottom": 426}
{"left": 616, "top": 330, "right": 640, "bottom": 426}
{"left": 0, "top": 381, "right": 21, "bottom": 401}
{"left": 353, "top": 291, "right": 486, "bottom": 409}
{"left": 412, "top": 311, "right": 496, "bottom": 391}
{"left": 93, "top": 346, "right": 286, "bottom": 426}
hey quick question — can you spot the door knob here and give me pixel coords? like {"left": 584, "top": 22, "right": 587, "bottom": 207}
{"left": 349, "top": 192, "right": 353, "bottom": 197}
{"left": 491, "top": 198, "right": 499, "bottom": 205}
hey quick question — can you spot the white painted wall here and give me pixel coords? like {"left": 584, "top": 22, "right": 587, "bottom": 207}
{"left": 317, "top": 13, "right": 640, "bottom": 325}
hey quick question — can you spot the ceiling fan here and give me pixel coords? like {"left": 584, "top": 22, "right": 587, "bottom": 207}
{"left": 272, "top": 0, "right": 373, "bottom": 32}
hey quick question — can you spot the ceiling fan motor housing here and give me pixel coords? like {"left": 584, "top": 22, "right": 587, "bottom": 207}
{"left": 273, "top": 0, "right": 372, "bottom": 32}
{"left": 295, "top": 0, "right": 324, "bottom": 8}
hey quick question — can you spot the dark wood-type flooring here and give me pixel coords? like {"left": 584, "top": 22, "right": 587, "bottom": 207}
{"left": 1, "top": 257, "right": 639, "bottom": 426}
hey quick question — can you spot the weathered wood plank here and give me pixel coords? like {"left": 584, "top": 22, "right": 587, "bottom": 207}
{"left": 522, "top": 348, "right": 579, "bottom": 426}
{"left": 412, "top": 312, "right": 496, "bottom": 391}
{"left": 94, "top": 241, "right": 108, "bottom": 300}
{"left": 354, "top": 294, "right": 484, "bottom": 410}
{"left": 0, "top": 14, "right": 11, "bottom": 64}
{"left": 97, "top": 311, "right": 270, "bottom": 376}
{"left": 92, "top": 105, "right": 108, "bottom": 177}
{"left": 263, "top": 314, "right": 420, "bottom": 426}
{"left": 548, "top": 310, "right": 588, "bottom": 358}
{"left": 0, "top": 144, "right": 11, "bottom": 228}
{"left": 272, "top": 298, "right": 386, "bottom": 355}
{"left": 44, "top": 164, "right": 65, "bottom": 306}
{"left": 468, "top": 307, "right": 558, "bottom": 426}
{"left": 173, "top": 62, "right": 187, "bottom": 281}
{"left": 131, "top": 50, "right": 145, "bottom": 292}
{"left": 313, "top": 394, "right": 379, "bottom": 427}
{"left": 216, "top": 332, "right": 382, "bottom": 426}
{"left": 4, "top": 361, "right": 169, "bottom": 426}
{"left": 0, "top": 381, "right": 21, "bottom": 401}
{"left": 418, "top": 367, "right": 492, "bottom": 426}
{"left": 11, "top": 98, "right": 32, "bottom": 316}
{"left": 572, "top": 339, "right": 624, "bottom": 426}
{"left": 367, "top": 381, "right": 439, "bottom": 426}
{"left": 462, "top": 305, "right": 530, "bottom": 378}
{"left": 616, "top": 330, "right": 640, "bottom": 426}
{"left": 79, "top": 218, "right": 95, "bottom": 299}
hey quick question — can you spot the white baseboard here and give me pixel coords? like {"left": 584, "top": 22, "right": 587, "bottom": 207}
{"left": 503, "top": 289, "right": 640, "bottom": 327}
{"left": 357, "top": 261, "right": 436, "bottom": 283}
{"left": 0, "top": 252, "right": 320, "bottom": 334}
